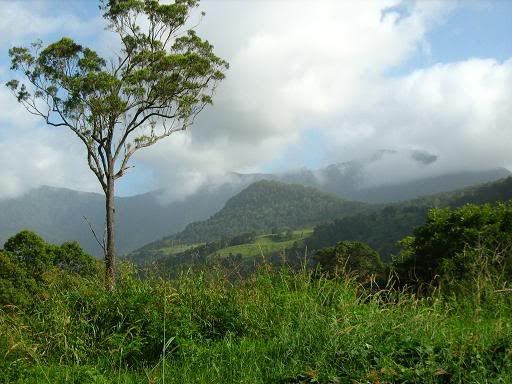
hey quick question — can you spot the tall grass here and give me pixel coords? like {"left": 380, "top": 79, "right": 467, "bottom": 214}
{"left": 1, "top": 265, "right": 511, "bottom": 383}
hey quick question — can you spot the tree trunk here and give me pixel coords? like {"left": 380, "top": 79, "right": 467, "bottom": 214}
{"left": 105, "top": 177, "right": 116, "bottom": 291}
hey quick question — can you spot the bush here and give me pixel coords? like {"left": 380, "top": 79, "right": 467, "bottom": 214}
{"left": 0, "top": 251, "right": 37, "bottom": 307}
{"left": 314, "top": 241, "right": 384, "bottom": 280}
{"left": 4, "top": 231, "right": 52, "bottom": 277}
{"left": 394, "top": 203, "right": 512, "bottom": 291}
{"left": 52, "top": 241, "right": 99, "bottom": 276}
{"left": 0, "top": 231, "right": 99, "bottom": 306}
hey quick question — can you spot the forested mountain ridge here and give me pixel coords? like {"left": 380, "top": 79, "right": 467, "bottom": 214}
{"left": 234, "top": 165, "right": 510, "bottom": 203}
{"left": 351, "top": 167, "right": 511, "bottom": 203}
{"left": 171, "top": 180, "right": 369, "bottom": 243}
{"left": 306, "top": 176, "right": 512, "bottom": 261}
{"left": 0, "top": 185, "right": 235, "bottom": 256}
{"left": 1, "top": 167, "right": 509, "bottom": 257}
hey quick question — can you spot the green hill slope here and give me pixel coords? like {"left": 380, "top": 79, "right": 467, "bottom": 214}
{"left": 129, "top": 227, "right": 314, "bottom": 266}
{"left": 173, "top": 180, "right": 368, "bottom": 244}
{"left": 0, "top": 185, "right": 235, "bottom": 256}
{"left": 306, "top": 176, "right": 512, "bottom": 260}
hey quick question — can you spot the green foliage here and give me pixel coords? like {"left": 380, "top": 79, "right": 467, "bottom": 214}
{"left": 226, "top": 232, "right": 257, "bottom": 246}
{"left": 0, "top": 251, "right": 37, "bottom": 307}
{"left": 1, "top": 268, "right": 511, "bottom": 383}
{"left": 4, "top": 230, "right": 52, "bottom": 276}
{"left": 7, "top": 0, "right": 228, "bottom": 287}
{"left": 307, "top": 204, "right": 428, "bottom": 261}
{"left": 395, "top": 202, "right": 512, "bottom": 288}
{"left": 129, "top": 228, "right": 315, "bottom": 279}
{"left": 314, "top": 241, "right": 384, "bottom": 279}
{"left": 307, "top": 176, "right": 512, "bottom": 261}
{"left": 7, "top": 1, "right": 228, "bottom": 154}
{"left": 0, "top": 231, "right": 99, "bottom": 306}
{"left": 53, "top": 241, "right": 99, "bottom": 276}
{"left": 440, "top": 244, "right": 512, "bottom": 304}
{"left": 176, "top": 180, "right": 368, "bottom": 244}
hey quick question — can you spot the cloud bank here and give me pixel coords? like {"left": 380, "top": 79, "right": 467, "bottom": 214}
{"left": 0, "top": 0, "right": 511, "bottom": 199}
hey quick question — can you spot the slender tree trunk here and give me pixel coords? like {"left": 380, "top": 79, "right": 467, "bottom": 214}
{"left": 105, "top": 176, "right": 116, "bottom": 291}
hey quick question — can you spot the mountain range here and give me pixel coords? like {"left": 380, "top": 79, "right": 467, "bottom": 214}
{"left": 0, "top": 164, "right": 509, "bottom": 256}
{"left": 306, "top": 175, "right": 512, "bottom": 261}
{"left": 174, "top": 180, "right": 368, "bottom": 243}
{"left": 130, "top": 175, "right": 512, "bottom": 267}
{"left": 0, "top": 184, "right": 235, "bottom": 256}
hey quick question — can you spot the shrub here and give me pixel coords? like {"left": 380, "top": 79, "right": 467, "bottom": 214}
{"left": 394, "top": 203, "right": 512, "bottom": 291}
{"left": 314, "top": 241, "right": 384, "bottom": 280}
{"left": 4, "top": 230, "right": 52, "bottom": 277}
{"left": 0, "top": 251, "right": 37, "bottom": 306}
{"left": 0, "top": 231, "right": 99, "bottom": 306}
{"left": 52, "top": 241, "right": 99, "bottom": 276}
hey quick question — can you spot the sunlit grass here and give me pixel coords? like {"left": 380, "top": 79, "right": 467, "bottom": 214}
{"left": 1, "top": 267, "right": 511, "bottom": 383}
{"left": 214, "top": 229, "right": 314, "bottom": 259}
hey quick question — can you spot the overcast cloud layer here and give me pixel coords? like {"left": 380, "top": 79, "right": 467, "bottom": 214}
{"left": 0, "top": 0, "right": 511, "bottom": 199}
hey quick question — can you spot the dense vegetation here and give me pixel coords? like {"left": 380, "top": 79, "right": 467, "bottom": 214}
{"left": 307, "top": 176, "right": 512, "bottom": 261}
{"left": 134, "top": 229, "right": 314, "bottom": 278}
{"left": 314, "top": 240, "right": 385, "bottom": 280}
{"left": 394, "top": 202, "right": 512, "bottom": 293}
{"left": 174, "top": 180, "right": 368, "bottom": 243}
{"left": 1, "top": 169, "right": 509, "bottom": 258}
{"left": 2, "top": 228, "right": 512, "bottom": 383}
{"left": 3, "top": 180, "right": 512, "bottom": 382}
{"left": 0, "top": 231, "right": 98, "bottom": 307}
{"left": 130, "top": 176, "right": 512, "bottom": 268}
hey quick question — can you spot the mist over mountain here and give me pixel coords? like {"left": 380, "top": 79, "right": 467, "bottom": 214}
{"left": 0, "top": 162, "right": 509, "bottom": 256}
{"left": 0, "top": 184, "right": 237, "bottom": 256}
{"left": 225, "top": 147, "right": 510, "bottom": 203}
{"left": 326, "top": 167, "right": 512, "bottom": 203}
{"left": 306, "top": 176, "right": 512, "bottom": 261}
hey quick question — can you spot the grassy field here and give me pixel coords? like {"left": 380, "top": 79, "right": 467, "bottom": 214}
{"left": 214, "top": 229, "right": 313, "bottom": 259}
{"left": 1, "top": 267, "right": 511, "bottom": 383}
{"left": 157, "top": 242, "right": 202, "bottom": 256}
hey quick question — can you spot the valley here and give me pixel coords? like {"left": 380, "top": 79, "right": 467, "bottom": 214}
{"left": 1, "top": 2, "right": 511, "bottom": 382}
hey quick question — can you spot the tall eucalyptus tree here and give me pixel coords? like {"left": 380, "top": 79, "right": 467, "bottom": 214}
{"left": 7, "top": 0, "right": 228, "bottom": 289}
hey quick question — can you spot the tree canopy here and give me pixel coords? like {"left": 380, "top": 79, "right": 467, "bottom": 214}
{"left": 394, "top": 202, "right": 512, "bottom": 286}
{"left": 7, "top": 0, "right": 227, "bottom": 191}
{"left": 314, "top": 240, "right": 384, "bottom": 280}
{"left": 7, "top": 0, "right": 228, "bottom": 288}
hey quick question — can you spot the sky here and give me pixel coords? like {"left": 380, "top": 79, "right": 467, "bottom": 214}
{"left": 0, "top": 0, "right": 511, "bottom": 199}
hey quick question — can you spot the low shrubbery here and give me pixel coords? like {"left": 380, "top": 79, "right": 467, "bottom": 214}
{"left": 1, "top": 263, "right": 512, "bottom": 383}
{"left": 393, "top": 202, "right": 512, "bottom": 296}
{"left": 0, "top": 231, "right": 99, "bottom": 307}
{"left": 314, "top": 240, "right": 385, "bottom": 281}
{"left": 2, "top": 200, "right": 512, "bottom": 384}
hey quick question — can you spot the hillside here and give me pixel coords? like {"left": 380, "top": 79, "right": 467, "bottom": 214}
{"left": 0, "top": 185, "right": 237, "bottom": 256}
{"left": 236, "top": 165, "right": 510, "bottom": 203}
{"left": 352, "top": 168, "right": 511, "bottom": 203}
{"left": 306, "top": 176, "right": 512, "bottom": 260}
{"left": 128, "top": 227, "right": 314, "bottom": 267}
{"left": 1, "top": 166, "right": 508, "bottom": 256}
{"left": 168, "top": 180, "right": 368, "bottom": 244}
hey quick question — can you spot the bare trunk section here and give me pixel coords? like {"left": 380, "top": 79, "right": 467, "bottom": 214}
{"left": 105, "top": 177, "right": 116, "bottom": 291}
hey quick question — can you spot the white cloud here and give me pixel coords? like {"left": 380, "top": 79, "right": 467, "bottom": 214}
{"left": 321, "top": 58, "right": 512, "bottom": 185}
{"left": 0, "top": 1, "right": 103, "bottom": 46}
{"left": 0, "top": 2, "right": 108, "bottom": 200}
{"left": 0, "top": 0, "right": 511, "bottom": 200}
{"left": 136, "top": 0, "right": 466, "bottom": 192}
{"left": 0, "top": 78, "right": 99, "bottom": 199}
{"left": 0, "top": 130, "right": 98, "bottom": 201}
